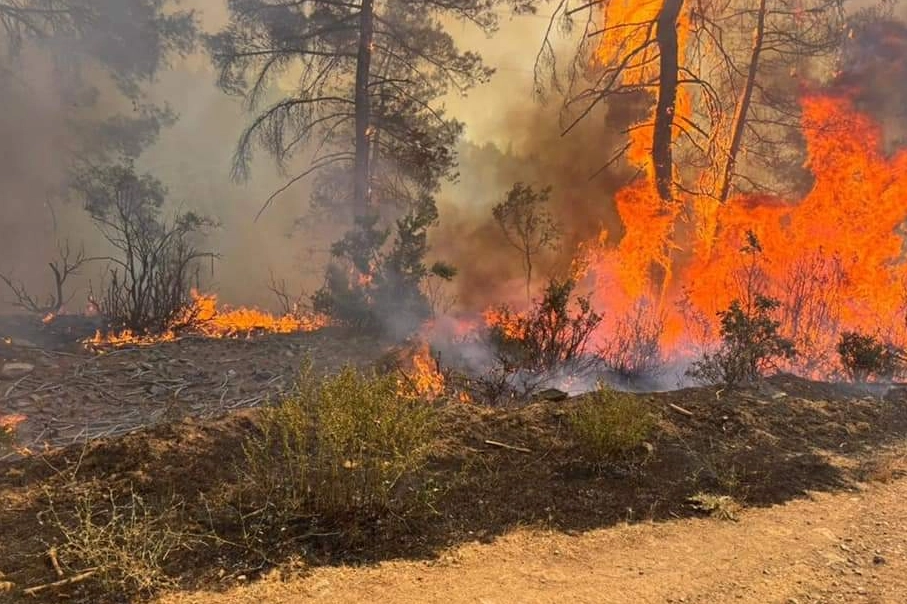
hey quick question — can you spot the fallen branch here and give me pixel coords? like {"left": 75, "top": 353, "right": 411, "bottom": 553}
{"left": 668, "top": 403, "right": 694, "bottom": 417}
{"left": 48, "top": 547, "right": 63, "bottom": 578}
{"left": 484, "top": 439, "right": 532, "bottom": 453}
{"left": 22, "top": 568, "right": 97, "bottom": 596}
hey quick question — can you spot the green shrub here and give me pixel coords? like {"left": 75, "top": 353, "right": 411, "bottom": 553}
{"left": 242, "top": 360, "right": 437, "bottom": 522}
{"left": 687, "top": 295, "right": 796, "bottom": 386}
{"left": 837, "top": 331, "right": 905, "bottom": 382}
{"left": 569, "top": 385, "right": 656, "bottom": 468}
{"left": 487, "top": 277, "right": 602, "bottom": 373}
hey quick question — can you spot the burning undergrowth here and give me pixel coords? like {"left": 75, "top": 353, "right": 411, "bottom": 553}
{"left": 79, "top": 290, "right": 328, "bottom": 349}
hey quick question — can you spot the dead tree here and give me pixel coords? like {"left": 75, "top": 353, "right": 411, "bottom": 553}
{"left": 0, "top": 240, "right": 96, "bottom": 314}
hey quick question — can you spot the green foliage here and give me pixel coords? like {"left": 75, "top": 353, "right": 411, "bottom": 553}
{"left": 688, "top": 231, "right": 795, "bottom": 386}
{"left": 688, "top": 295, "right": 796, "bottom": 386}
{"left": 242, "top": 360, "right": 437, "bottom": 522}
{"left": 837, "top": 331, "right": 905, "bottom": 382}
{"left": 492, "top": 183, "right": 560, "bottom": 300}
{"left": 569, "top": 385, "right": 656, "bottom": 468}
{"left": 312, "top": 199, "right": 455, "bottom": 335}
{"left": 488, "top": 277, "right": 602, "bottom": 373}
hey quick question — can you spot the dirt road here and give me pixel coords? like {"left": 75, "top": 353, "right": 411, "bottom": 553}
{"left": 157, "top": 476, "right": 907, "bottom": 604}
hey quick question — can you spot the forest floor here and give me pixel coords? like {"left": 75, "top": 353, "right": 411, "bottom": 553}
{"left": 1, "top": 322, "right": 906, "bottom": 603}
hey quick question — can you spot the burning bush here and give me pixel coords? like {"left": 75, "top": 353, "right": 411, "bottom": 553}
{"left": 687, "top": 295, "right": 796, "bottom": 387}
{"left": 598, "top": 298, "right": 666, "bottom": 380}
{"left": 569, "top": 385, "right": 656, "bottom": 470}
{"left": 76, "top": 162, "right": 216, "bottom": 335}
{"left": 837, "top": 331, "right": 906, "bottom": 383}
{"left": 242, "top": 360, "right": 437, "bottom": 524}
{"left": 485, "top": 277, "right": 602, "bottom": 375}
{"left": 313, "top": 201, "right": 455, "bottom": 336}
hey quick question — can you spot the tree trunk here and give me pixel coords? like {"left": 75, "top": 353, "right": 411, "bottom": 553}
{"left": 354, "top": 0, "right": 375, "bottom": 215}
{"left": 716, "top": 0, "right": 767, "bottom": 203}
{"left": 652, "top": 0, "right": 684, "bottom": 204}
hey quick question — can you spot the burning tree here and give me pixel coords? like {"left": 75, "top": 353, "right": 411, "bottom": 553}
{"left": 492, "top": 183, "right": 561, "bottom": 302}
{"left": 536, "top": 0, "right": 853, "bottom": 206}
{"left": 74, "top": 162, "right": 216, "bottom": 334}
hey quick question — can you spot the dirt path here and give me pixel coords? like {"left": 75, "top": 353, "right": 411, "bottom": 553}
{"left": 155, "top": 476, "right": 907, "bottom": 604}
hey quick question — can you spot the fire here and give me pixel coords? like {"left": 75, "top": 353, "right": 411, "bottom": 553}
{"left": 408, "top": 342, "right": 446, "bottom": 399}
{"left": 594, "top": 0, "right": 693, "bottom": 177}
{"left": 578, "top": 92, "right": 907, "bottom": 378}
{"left": 0, "top": 413, "right": 26, "bottom": 438}
{"left": 85, "top": 289, "right": 328, "bottom": 348}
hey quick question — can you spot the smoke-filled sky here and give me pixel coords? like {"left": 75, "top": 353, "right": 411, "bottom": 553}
{"left": 0, "top": 0, "right": 903, "bottom": 313}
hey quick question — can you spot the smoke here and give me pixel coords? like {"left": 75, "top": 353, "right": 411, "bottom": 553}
{"left": 432, "top": 90, "right": 646, "bottom": 312}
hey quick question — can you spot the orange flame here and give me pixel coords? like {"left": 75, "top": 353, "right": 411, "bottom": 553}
{"left": 580, "top": 93, "right": 907, "bottom": 377}
{"left": 85, "top": 289, "right": 328, "bottom": 348}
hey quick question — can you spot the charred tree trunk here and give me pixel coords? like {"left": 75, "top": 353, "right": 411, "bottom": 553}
{"left": 716, "top": 0, "right": 767, "bottom": 203}
{"left": 354, "top": 0, "right": 375, "bottom": 215}
{"left": 652, "top": 0, "right": 684, "bottom": 204}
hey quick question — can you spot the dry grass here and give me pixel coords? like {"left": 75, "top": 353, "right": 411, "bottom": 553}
{"left": 686, "top": 492, "right": 743, "bottom": 521}
{"left": 46, "top": 487, "right": 196, "bottom": 596}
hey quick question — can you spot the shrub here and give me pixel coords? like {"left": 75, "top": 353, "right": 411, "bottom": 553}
{"left": 312, "top": 200, "right": 455, "bottom": 337}
{"left": 242, "top": 360, "right": 437, "bottom": 523}
{"left": 599, "top": 298, "right": 666, "bottom": 379}
{"left": 75, "top": 162, "right": 216, "bottom": 334}
{"left": 569, "top": 385, "right": 656, "bottom": 469}
{"left": 0, "top": 414, "right": 25, "bottom": 454}
{"left": 487, "top": 277, "right": 602, "bottom": 374}
{"left": 837, "top": 331, "right": 905, "bottom": 382}
{"left": 687, "top": 295, "right": 796, "bottom": 387}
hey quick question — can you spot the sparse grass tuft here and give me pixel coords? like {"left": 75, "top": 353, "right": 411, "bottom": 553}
{"left": 47, "top": 487, "right": 192, "bottom": 596}
{"left": 242, "top": 359, "right": 437, "bottom": 525}
{"left": 569, "top": 385, "right": 656, "bottom": 469}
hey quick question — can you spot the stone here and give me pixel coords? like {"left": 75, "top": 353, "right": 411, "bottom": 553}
{"left": 0, "top": 362, "right": 34, "bottom": 380}
{"left": 536, "top": 388, "right": 569, "bottom": 402}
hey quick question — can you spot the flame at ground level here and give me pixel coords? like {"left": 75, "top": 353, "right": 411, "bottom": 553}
{"left": 85, "top": 290, "right": 329, "bottom": 348}
{"left": 575, "top": 93, "right": 907, "bottom": 379}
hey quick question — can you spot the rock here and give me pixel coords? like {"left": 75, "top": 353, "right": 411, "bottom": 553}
{"left": 873, "top": 555, "right": 886, "bottom": 565}
{"left": 0, "top": 362, "right": 34, "bottom": 380}
{"left": 536, "top": 388, "right": 569, "bottom": 402}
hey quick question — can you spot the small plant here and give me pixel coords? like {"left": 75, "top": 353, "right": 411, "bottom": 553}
{"left": 242, "top": 360, "right": 437, "bottom": 523}
{"left": 686, "top": 493, "right": 742, "bottom": 521}
{"left": 568, "top": 385, "right": 656, "bottom": 469}
{"left": 48, "top": 488, "right": 191, "bottom": 596}
{"left": 837, "top": 331, "right": 905, "bottom": 382}
{"left": 0, "top": 414, "right": 25, "bottom": 454}
{"left": 687, "top": 295, "right": 796, "bottom": 386}
{"left": 487, "top": 277, "right": 602, "bottom": 375}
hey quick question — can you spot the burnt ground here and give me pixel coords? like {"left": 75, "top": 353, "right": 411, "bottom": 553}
{"left": 1, "top": 323, "right": 907, "bottom": 602}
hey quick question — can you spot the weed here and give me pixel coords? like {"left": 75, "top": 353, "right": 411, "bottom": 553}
{"left": 686, "top": 493, "right": 742, "bottom": 521}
